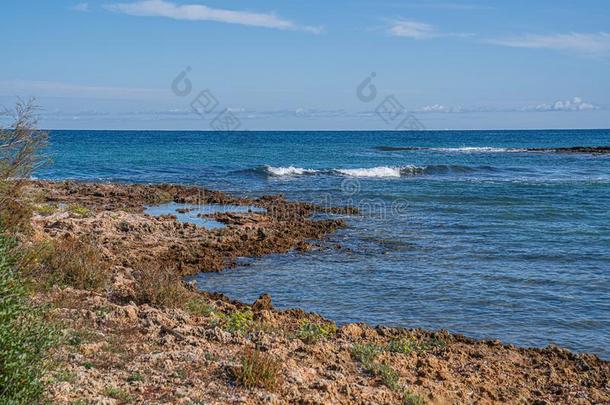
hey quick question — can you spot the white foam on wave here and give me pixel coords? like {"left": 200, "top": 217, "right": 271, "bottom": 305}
{"left": 429, "top": 147, "right": 525, "bottom": 153}
{"left": 265, "top": 166, "right": 319, "bottom": 176}
{"left": 336, "top": 166, "right": 408, "bottom": 178}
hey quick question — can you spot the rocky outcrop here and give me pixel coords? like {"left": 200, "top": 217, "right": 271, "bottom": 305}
{"left": 27, "top": 181, "right": 610, "bottom": 404}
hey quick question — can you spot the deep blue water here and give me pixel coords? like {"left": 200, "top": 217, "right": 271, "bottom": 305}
{"left": 40, "top": 130, "right": 610, "bottom": 358}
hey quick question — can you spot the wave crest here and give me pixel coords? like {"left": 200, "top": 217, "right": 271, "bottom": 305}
{"left": 254, "top": 164, "right": 494, "bottom": 178}
{"left": 265, "top": 166, "right": 319, "bottom": 176}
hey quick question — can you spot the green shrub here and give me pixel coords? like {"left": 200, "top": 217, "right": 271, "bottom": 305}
{"left": 224, "top": 309, "right": 254, "bottom": 335}
{"left": 351, "top": 343, "right": 382, "bottom": 365}
{"left": 296, "top": 320, "right": 337, "bottom": 344}
{"left": 0, "top": 236, "right": 56, "bottom": 404}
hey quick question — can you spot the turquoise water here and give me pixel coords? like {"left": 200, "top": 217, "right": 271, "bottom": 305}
{"left": 144, "top": 202, "right": 266, "bottom": 229}
{"left": 40, "top": 130, "right": 610, "bottom": 358}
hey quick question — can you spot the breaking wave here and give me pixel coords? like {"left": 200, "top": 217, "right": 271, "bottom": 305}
{"left": 374, "top": 146, "right": 526, "bottom": 153}
{"left": 242, "top": 165, "right": 497, "bottom": 178}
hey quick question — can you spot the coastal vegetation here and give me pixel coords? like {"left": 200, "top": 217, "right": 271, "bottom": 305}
{"left": 231, "top": 349, "right": 282, "bottom": 391}
{"left": 0, "top": 100, "right": 55, "bottom": 404}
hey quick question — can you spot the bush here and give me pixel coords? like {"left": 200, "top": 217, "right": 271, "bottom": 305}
{"left": 0, "top": 99, "right": 48, "bottom": 235}
{"left": 133, "top": 264, "right": 191, "bottom": 308}
{"left": 231, "top": 349, "right": 281, "bottom": 391}
{"left": 34, "top": 237, "right": 110, "bottom": 291}
{"left": 0, "top": 236, "right": 56, "bottom": 404}
{"left": 224, "top": 309, "right": 254, "bottom": 335}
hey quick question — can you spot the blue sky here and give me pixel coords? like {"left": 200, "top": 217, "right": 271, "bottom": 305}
{"left": 1, "top": 0, "right": 609, "bottom": 130}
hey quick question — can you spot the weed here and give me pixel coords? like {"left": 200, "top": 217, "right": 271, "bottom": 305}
{"left": 104, "top": 386, "right": 132, "bottom": 402}
{"left": 296, "top": 320, "right": 337, "bottom": 344}
{"left": 224, "top": 309, "right": 254, "bottom": 335}
{"left": 55, "top": 370, "right": 77, "bottom": 383}
{"left": 35, "top": 203, "right": 58, "bottom": 216}
{"left": 402, "top": 390, "right": 425, "bottom": 405}
{"left": 231, "top": 349, "right": 281, "bottom": 391}
{"left": 126, "top": 373, "right": 143, "bottom": 383}
{"left": 351, "top": 343, "right": 402, "bottom": 391}
{"left": 373, "top": 363, "right": 399, "bottom": 390}
{"left": 351, "top": 343, "right": 382, "bottom": 365}
{"left": 68, "top": 204, "right": 92, "bottom": 218}
{"left": 187, "top": 298, "right": 215, "bottom": 317}
{"left": 387, "top": 337, "right": 421, "bottom": 355}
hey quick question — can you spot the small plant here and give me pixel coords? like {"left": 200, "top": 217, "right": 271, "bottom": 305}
{"left": 351, "top": 343, "right": 382, "bottom": 365}
{"left": 296, "top": 320, "right": 337, "bottom": 344}
{"left": 387, "top": 337, "right": 421, "bottom": 355}
{"left": 104, "top": 386, "right": 132, "bottom": 402}
{"left": 224, "top": 309, "right": 254, "bottom": 335}
{"left": 374, "top": 363, "right": 400, "bottom": 390}
{"left": 402, "top": 390, "right": 425, "bottom": 405}
{"left": 35, "top": 203, "right": 58, "bottom": 216}
{"left": 126, "top": 373, "right": 143, "bottom": 382}
{"left": 427, "top": 336, "right": 446, "bottom": 349}
{"left": 68, "top": 204, "right": 92, "bottom": 218}
{"left": 187, "top": 298, "right": 215, "bottom": 317}
{"left": 231, "top": 349, "right": 281, "bottom": 391}
{"left": 351, "top": 343, "right": 402, "bottom": 390}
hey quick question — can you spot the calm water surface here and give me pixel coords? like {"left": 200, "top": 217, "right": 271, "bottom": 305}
{"left": 40, "top": 130, "right": 610, "bottom": 358}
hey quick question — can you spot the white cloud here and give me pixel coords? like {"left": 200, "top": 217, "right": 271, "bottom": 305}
{"left": 413, "top": 98, "right": 600, "bottom": 114}
{"left": 528, "top": 97, "right": 599, "bottom": 112}
{"left": 71, "top": 3, "right": 89, "bottom": 12}
{"left": 104, "top": 0, "right": 322, "bottom": 34}
{"left": 388, "top": 20, "right": 439, "bottom": 39}
{"left": 416, "top": 104, "right": 463, "bottom": 113}
{"left": 387, "top": 19, "right": 471, "bottom": 40}
{"left": 0, "top": 79, "right": 166, "bottom": 100}
{"left": 487, "top": 32, "right": 610, "bottom": 55}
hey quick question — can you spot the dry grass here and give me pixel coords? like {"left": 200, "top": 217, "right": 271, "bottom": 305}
{"left": 31, "top": 236, "right": 111, "bottom": 291}
{"left": 231, "top": 349, "right": 282, "bottom": 391}
{"left": 133, "top": 263, "right": 191, "bottom": 308}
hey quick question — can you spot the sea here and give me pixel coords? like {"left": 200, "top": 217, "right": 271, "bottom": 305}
{"left": 39, "top": 129, "right": 610, "bottom": 358}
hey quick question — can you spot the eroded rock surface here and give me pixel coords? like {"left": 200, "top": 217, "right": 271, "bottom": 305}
{"left": 26, "top": 181, "right": 610, "bottom": 404}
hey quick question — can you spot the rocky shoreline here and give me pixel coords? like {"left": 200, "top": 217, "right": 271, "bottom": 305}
{"left": 29, "top": 181, "right": 610, "bottom": 404}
